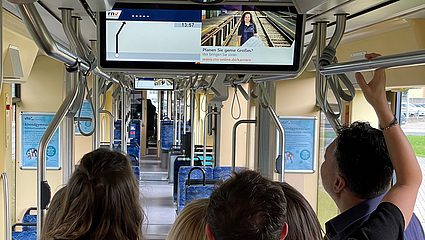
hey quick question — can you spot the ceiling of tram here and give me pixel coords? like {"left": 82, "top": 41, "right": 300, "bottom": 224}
{"left": 2, "top": 0, "right": 425, "bottom": 51}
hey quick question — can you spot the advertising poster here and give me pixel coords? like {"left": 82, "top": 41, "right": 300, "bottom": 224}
{"left": 75, "top": 102, "right": 93, "bottom": 135}
{"left": 20, "top": 112, "right": 61, "bottom": 170}
{"left": 278, "top": 117, "right": 317, "bottom": 173}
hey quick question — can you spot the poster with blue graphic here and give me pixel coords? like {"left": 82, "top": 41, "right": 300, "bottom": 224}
{"left": 278, "top": 117, "right": 317, "bottom": 173}
{"left": 75, "top": 102, "right": 93, "bottom": 135}
{"left": 20, "top": 112, "right": 61, "bottom": 170}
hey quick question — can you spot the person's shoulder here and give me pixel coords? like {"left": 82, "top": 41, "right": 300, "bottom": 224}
{"left": 347, "top": 202, "right": 404, "bottom": 240}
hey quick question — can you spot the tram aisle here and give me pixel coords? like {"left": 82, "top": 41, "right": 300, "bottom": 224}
{"left": 140, "top": 146, "right": 176, "bottom": 240}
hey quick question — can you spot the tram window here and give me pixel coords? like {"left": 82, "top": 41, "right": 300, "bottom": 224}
{"left": 317, "top": 112, "right": 339, "bottom": 228}
{"left": 396, "top": 88, "right": 425, "bottom": 229}
{"left": 12, "top": 83, "right": 21, "bottom": 102}
{"left": 98, "top": 3, "right": 305, "bottom": 74}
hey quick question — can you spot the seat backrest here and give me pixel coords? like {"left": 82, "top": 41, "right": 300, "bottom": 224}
{"left": 213, "top": 167, "right": 246, "bottom": 181}
{"left": 173, "top": 158, "right": 203, "bottom": 201}
{"left": 178, "top": 166, "right": 213, "bottom": 212}
{"left": 22, "top": 208, "right": 37, "bottom": 231}
{"left": 12, "top": 231, "right": 37, "bottom": 240}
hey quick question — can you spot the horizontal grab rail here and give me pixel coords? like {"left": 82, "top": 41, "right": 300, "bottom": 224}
{"left": 319, "top": 49, "right": 425, "bottom": 75}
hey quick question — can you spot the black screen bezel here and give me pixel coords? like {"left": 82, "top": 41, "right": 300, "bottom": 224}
{"left": 98, "top": 3, "right": 305, "bottom": 74}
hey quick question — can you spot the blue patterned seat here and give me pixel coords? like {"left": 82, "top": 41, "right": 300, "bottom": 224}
{"left": 132, "top": 166, "right": 140, "bottom": 181}
{"left": 173, "top": 159, "right": 203, "bottom": 201}
{"left": 127, "top": 144, "right": 140, "bottom": 162}
{"left": 185, "top": 186, "right": 215, "bottom": 206}
{"left": 178, "top": 166, "right": 213, "bottom": 212}
{"left": 12, "top": 231, "right": 37, "bottom": 240}
{"left": 213, "top": 167, "right": 246, "bottom": 181}
{"left": 22, "top": 214, "right": 37, "bottom": 231}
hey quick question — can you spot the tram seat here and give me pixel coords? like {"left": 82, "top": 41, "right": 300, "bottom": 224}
{"left": 213, "top": 167, "right": 246, "bottom": 181}
{"left": 184, "top": 167, "right": 221, "bottom": 208}
{"left": 173, "top": 157, "right": 203, "bottom": 201}
{"left": 178, "top": 166, "right": 213, "bottom": 212}
{"left": 167, "top": 146, "right": 182, "bottom": 184}
{"left": 161, "top": 120, "right": 174, "bottom": 150}
{"left": 127, "top": 142, "right": 140, "bottom": 161}
{"left": 22, "top": 207, "right": 37, "bottom": 231}
{"left": 132, "top": 166, "right": 140, "bottom": 181}
{"left": 11, "top": 223, "right": 37, "bottom": 240}
{"left": 128, "top": 153, "right": 139, "bottom": 166}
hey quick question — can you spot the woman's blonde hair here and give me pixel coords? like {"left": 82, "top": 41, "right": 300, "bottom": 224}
{"left": 166, "top": 198, "right": 210, "bottom": 240}
{"left": 41, "top": 148, "right": 144, "bottom": 240}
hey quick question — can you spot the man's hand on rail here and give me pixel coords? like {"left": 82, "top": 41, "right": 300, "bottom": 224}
{"left": 355, "top": 53, "right": 390, "bottom": 117}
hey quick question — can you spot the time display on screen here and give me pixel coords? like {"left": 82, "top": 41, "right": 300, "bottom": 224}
{"left": 181, "top": 22, "right": 195, "bottom": 28}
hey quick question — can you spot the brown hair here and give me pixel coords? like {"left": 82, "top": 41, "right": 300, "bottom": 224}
{"left": 278, "top": 182, "right": 324, "bottom": 240}
{"left": 166, "top": 198, "right": 209, "bottom": 240}
{"left": 41, "top": 187, "right": 66, "bottom": 238}
{"left": 208, "top": 170, "right": 287, "bottom": 240}
{"left": 41, "top": 148, "right": 144, "bottom": 240}
{"left": 242, "top": 12, "right": 254, "bottom": 23}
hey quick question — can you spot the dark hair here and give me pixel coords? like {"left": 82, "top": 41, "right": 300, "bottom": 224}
{"left": 242, "top": 12, "right": 253, "bottom": 23}
{"left": 207, "top": 170, "right": 287, "bottom": 240}
{"left": 335, "top": 121, "right": 393, "bottom": 199}
{"left": 278, "top": 182, "right": 324, "bottom": 240}
{"left": 41, "top": 148, "right": 144, "bottom": 240}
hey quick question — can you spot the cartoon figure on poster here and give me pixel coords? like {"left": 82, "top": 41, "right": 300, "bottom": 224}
{"left": 26, "top": 148, "right": 37, "bottom": 160}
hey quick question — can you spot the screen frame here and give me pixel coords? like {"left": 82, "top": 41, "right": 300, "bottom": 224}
{"left": 134, "top": 78, "right": 175, "bottom": 91}
{"left": 98, "top": 2, "right": 305, "bottom": 74}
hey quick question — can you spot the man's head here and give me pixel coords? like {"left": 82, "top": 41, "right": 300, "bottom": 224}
{"left": 321, "top": 121, "right": 393, "bottom": 201}
{"left": 206, "top": 170, "right": 288, "bottom": 240}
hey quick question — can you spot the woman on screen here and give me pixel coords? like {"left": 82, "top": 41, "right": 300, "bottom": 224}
{"left": 237, "top": 12, "right": 258, "bottom": 47}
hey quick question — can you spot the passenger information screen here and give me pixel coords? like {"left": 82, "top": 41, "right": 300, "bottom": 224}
{"left": 99, "top": 3, "right": 304, "bottom": 73}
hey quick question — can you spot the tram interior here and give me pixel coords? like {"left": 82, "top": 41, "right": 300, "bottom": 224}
{"left": 1, "top": 0, "right": 425, "bottom": 239}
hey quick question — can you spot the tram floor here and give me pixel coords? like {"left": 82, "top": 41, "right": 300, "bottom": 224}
{"left": 141, "top": 181, "right": 176, "bottom": 240}
{"left": 140, "top": 151, "right": 176, "bottom": 239}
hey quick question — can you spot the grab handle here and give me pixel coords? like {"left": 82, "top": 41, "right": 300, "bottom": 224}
{"left": 188, "top": 167, "right": 206, "bottom": 186}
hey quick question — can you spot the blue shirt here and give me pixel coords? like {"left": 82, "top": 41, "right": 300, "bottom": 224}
{"left": 325, "top": 195, "right": 425, "bottom": 240}
{"left": 237, "top": 23, "right": 257, "bottom": 46}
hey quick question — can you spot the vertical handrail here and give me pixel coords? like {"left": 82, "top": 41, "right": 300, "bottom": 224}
{"left": 232, "top": 120, "right": 256, "bottom": 171}
{"left": 267, "top": 105, "right": 285, "bottom": 181}
{"left": 100, "top": 110, "right": 114, "bottom": 150}
{"left": 190, "top": 88, "right": 195, "bottom": 166}
{"left": 1, "top": 173, "right": 10, "bottom": 240}
{"left": 173, "top": 92, "right": 178, "bottom": 146}
{"left": 120, "top": 84, "right": 127, "bottom": 153}
{"left": 157, "top": 91, "right": 162, "bottom": 157}
{"left": 183, "top": 89, "right": 188, "bottom": 134}
{"left": 178, "top": 98, "right": 182, "bottom": 145}
{"left": 92, "top": 75, "right": 99, "bottom": 150}
{"left": 37, "top": 67, "right": 81, "bottom": 237}
{"left": 204, "top": 112, "right": 220, "bottom": 166}
{"left": 258, "top": 83, "right": 286, "bottom": 181}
